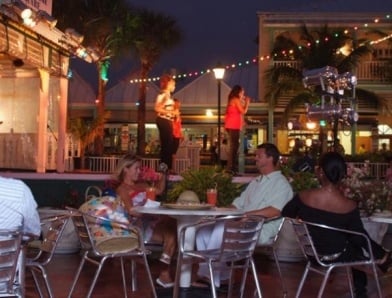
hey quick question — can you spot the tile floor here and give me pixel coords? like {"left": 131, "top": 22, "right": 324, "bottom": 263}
{"left": 24, "top": 250, "right": 392, "bottom": 298}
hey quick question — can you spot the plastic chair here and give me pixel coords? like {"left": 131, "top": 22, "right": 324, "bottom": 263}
{"left": 67, "top": 209, "right": 157, "bottom": 298}
{"left": 25, "top": 214, "right": 69, "bottom": 298}
{"left": 257, "top": 217, "right": 287, "bottom": 297}
{"left": 288, "top": 218, "right": 383, "bottom": 298}
{"left": 0, "top": 226, "right": 23, "bottom": 297}
{"left": 174, "top": 215, "right": 265, "bottom": 298}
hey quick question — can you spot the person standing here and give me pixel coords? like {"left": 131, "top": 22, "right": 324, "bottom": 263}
{"left": 217, "top": 138, "right": 229, "bottom": 167}
{"left": 155, "top": 74, "right": 178, "bottom": 173}
{"left": 224, "top": 85, "right": 250, "bottom": 174}
{"left": 194, "top": 143, "right": 293, "bottom": 288}
{"left": 172, "top": 98, "right": 183, "bottom": 171}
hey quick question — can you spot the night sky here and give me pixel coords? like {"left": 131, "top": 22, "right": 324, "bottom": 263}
{"left": 71, "top": 0, "right": 391, "bottom": 90}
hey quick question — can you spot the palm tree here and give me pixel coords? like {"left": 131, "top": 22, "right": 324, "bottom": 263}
{"left": 53, "top": 0, "right": 137, "bottom": 155}
{"left": 265, "top": 25, "right": 390, "bottom": 151}
{"left": 67, "top": 112, "right": 110, "bottom": 169}
{"left": 124, "top": 9, "right": 182, "bottom": 155}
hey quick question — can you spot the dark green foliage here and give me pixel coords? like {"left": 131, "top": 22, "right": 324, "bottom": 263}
{"left": 266, "top": 24, "right": 388, "bottom": 125}
{"left": 167, "top": 167, "right": 242, "bottom": 207}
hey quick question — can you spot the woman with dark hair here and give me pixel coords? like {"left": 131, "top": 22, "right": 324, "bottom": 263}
{"left": 282, "top": 152, "right": 392, "bottom": 297}
{"left": 224, "top": 85, "right": 250, "bottom": 174}
{"left": 155, "top": 74, "right": 178, "bottom": 172}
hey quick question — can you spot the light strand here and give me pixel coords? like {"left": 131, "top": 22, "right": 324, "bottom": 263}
{"left": 129, "top": 14, "right": 392, "bottom": 84}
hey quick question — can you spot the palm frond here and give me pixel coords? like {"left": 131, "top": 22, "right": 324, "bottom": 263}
{"left": 281, "top": 91, "right": 319, "bottom": 125}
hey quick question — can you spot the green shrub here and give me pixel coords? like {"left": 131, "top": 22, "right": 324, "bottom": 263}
{"left": 167, "top": 167, "right": 242, "bottom": 206}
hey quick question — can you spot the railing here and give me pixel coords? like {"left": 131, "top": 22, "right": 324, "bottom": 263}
{"left": 85, "top": 156, "right": 191, "bottom": 174}
{"left": 176, "top": 144, "right": 201, "bottom": 170}
{"left": 88, "top": 156, "right": 120, "bottom": 173}
{"left": 272, "top": 60, "right": 390, "bottom": 82}
{"left": 347, "top": 162, "right": 389, "bottom": 179}
{"left": 141, "top": 158, "right": 160, "bottom": 172}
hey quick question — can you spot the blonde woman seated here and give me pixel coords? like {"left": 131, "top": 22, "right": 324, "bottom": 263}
{"left": 80, "top": 154, "right": 177, "bottom": 288}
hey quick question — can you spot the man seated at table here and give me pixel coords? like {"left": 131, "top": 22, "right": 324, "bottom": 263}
{"left": 0, "top": 176, "right": 41, "bottom": 238}
{"left": 0, "top": 175, "right": 41, "bottom": 290}
{"left": 194, "top": 143, "right": 293, "bottom": 288}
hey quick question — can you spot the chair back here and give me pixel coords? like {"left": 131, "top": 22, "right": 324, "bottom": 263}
{"left": 288, "top": 218, "right": 383, "bottom": 297}
{"left": 36, "top": 215, "right": 69, "bottom": 264}
{"left": 67, "top": 210, "right": 156, "bottom": 298}
{"left": 289, "top": 219, "right": 317, "bottom": 260}
{"left": 220, "top": 215, "right": 264, "bottom": 258}
{"left": 68, "top": 209, "right": 93, "bottom": 251}
{"left": 68, "top": 208, "right": 142, "bottom": 255}
{"left": 0, "top": 226, "right": 23, "bottom": 295}
{"left": 289, "top": 218, "right": 378, "bottom": 264}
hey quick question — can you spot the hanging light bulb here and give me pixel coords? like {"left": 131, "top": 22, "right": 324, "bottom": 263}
{"left": 306, "top": 121, "right": 317, "bottom": 130}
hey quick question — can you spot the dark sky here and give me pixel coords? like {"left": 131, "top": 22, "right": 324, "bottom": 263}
{"left": 71, "top": 0, "right": 391, "bottom": 90}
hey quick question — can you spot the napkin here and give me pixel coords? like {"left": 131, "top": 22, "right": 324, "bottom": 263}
{"left": 144, "top": 199, "right": 160, "bottom": 208}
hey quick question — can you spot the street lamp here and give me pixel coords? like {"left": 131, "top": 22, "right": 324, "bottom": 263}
{"left": 213, "top": 65, "right": 225, "bottom": 164}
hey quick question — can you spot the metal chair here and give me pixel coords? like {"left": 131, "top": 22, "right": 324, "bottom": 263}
{"left": 174, "top": 215, "right": 265, "bottom": 298}
{"left": 25, "top": 214, "right": 69, "bottom": 298}
{"left": 0, "top": 226, "right": 23, "bottom": 297}
{"left": 67, "top": 209, "right": 157, "bottom": 298}
{"left": 288, "top": 218, "right": 383, "bottom": 298}
{"left": 257, "top": 217, "right": 287, "bottom": 297}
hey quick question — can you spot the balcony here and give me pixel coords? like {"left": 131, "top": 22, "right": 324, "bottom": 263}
{"left": 272, "top": 60, "right": 391, "bottom": 83}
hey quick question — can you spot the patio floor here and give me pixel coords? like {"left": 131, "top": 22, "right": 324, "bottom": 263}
{"left": 24, "top": 250, "right": 392, "bottom": 298}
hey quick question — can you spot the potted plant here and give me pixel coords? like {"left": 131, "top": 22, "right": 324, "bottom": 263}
{"left": 67, "top": 111, "right": 110, "bottom": 169}
{"left": 167, "top": 167, "right": 243, "bottom": 206}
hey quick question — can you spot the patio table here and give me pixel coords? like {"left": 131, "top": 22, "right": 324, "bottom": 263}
{"left": 133, "top": 205, "right": 244, "bottom": 298}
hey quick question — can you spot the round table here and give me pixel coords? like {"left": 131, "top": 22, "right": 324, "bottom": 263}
{"left": 134, "top": 206, "right": 244, "bottom": 297}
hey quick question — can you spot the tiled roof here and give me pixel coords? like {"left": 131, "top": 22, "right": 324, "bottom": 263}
{"left": 68, "top": 71, "right": 96, "bottom": 104}
{"left": 105, "top": 80, "right": 160, "bottom": 104}
{"left": 173, "top": 72, "right": 232, "bottom": 106}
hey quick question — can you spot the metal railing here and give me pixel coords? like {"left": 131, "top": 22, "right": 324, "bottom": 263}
{"left": 88, "top": 156, "right": 120, "bottom": 173}
{"left": 272, "top": 60, "right": 390, "bottom": 82}
{"left": 347, "top": 162, "right": 389, "bottom": 179}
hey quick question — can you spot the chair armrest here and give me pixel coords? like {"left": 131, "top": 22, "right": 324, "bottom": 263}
{"left": 302, "top": 220, "right": 376, "bottom": 261}
{"left": 177, "top": 214, "right": 263, "bottom": 252}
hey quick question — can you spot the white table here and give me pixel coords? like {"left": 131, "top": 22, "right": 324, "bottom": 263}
{"left": 134, "top": 206, "right": 244, "bottom": 297}
{"left": 363, "top": 215, "right": 392, "bottom": 245}
{"left": 368, "top": 215, "right": 392, "bottom": 224}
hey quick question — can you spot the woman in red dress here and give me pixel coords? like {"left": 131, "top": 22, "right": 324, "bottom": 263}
{"left": 224, "top": 85, "right": 250, "bottom": 174}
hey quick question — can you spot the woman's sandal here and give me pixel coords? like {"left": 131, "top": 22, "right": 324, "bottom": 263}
{"left": 156, "top": 278, "right": 174, "bottom": 288}
{"left": 159, "top": 253, "right": 171, "bottom": 265}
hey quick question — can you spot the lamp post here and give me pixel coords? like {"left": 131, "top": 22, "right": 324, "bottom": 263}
{"left": 213, "top": 65, "right": 225, "bottom": 164}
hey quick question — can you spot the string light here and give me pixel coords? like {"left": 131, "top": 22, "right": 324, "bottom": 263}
{"left": 128, "top": 13, "right": 392, "bottom": 84}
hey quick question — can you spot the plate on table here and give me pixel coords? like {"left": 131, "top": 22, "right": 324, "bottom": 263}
{"left": 161, "top": 203, "right": 214, "bottom": 210}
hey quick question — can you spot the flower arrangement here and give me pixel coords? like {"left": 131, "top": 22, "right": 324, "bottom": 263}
{"left": 139, "top": 167, "right": 160, "bottom": 187}
{"left": 341, "top": 164, "right": 392, "bottom": 216}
